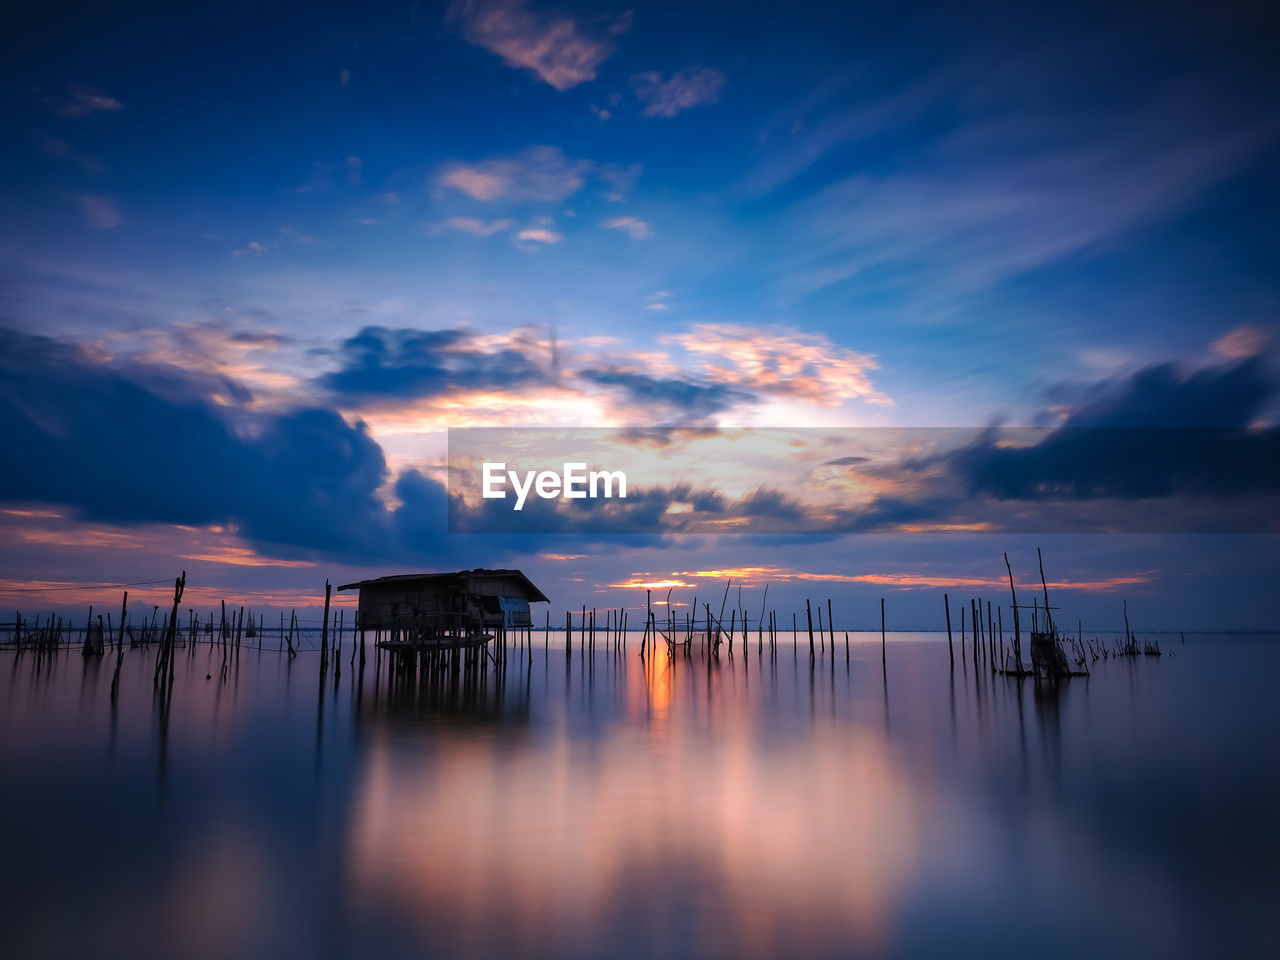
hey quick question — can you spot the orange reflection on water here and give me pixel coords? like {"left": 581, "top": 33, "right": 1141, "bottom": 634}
{"left": 345, "top": 662, "right": 927, "bottom": 956}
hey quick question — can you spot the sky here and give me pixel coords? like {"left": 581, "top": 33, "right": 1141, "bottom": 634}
{"left": 1, "top": 0, "right": 1278, "bottom": 629}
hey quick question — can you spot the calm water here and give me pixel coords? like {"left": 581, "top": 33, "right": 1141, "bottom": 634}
{"left": 1, "top": 632, "right": 1278, "bottom": 959}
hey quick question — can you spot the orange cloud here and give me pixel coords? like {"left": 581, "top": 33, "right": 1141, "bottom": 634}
{"left": 659, "top": 566, "right": 1153, "bottom": 592}
{"left": 608, "top": 578, "right": 694, "bottom": 590}
{"left": 663, "top": 323, "right": 890, "bottom": 407}
{"left": 178, "top": 546, "right": 315, "bottom": 568}
{"left": 0, "top": 579, "right": 356, "bottom": 611}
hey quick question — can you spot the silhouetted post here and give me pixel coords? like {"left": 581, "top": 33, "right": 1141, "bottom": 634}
{"left": 80, "top": 605, "right": 94, "bottom": 656}
{"left": 944, "top": 593, "right": 954, "bottom": 667}
{"left": 987, "top": 600, "right": 994, "bottom": 671}
{"left": 1037, "top": 547, "right": 1054, "bottom": 637}
{"left": 997, "top": 606, "right": 1004, "bottom": 669}
{"left": 320, "top": 580, "right": 332, "bottom": 672}
{"left": 118, "top": 591, "right": 128, "bottom": 651}
{"left": 971, "top": 599, "right": 979, "bottom": 671}
{"left": 827, "top": 598, "right": 834, "bottom": 656}
{"left": 880, "top": 597, "right": 886, "bottom": 666}
{"left": 805, "top": 599, "right": 815, "bottom": 662}
{"left": 1004, "top": 552, "right": 1021, "bottom": 668}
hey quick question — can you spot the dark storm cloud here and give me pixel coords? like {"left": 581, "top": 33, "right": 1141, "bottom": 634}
{"left": 0, "top": 327, "right": 674, "bottom": 562}
{"left": 941, "top": 357, "right": 1280, "bottom": 500}
{"left": 0, "top": 326, "right": 394, "bottom": 557}
{"left": 576, "top": 367, "right": 755, "bottom": 420}
{"left": 318, "top": 325, "right": 550, "bottom": 404}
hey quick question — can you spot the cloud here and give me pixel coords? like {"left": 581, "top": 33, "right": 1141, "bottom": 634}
{"left": 318, "top": 325, "right": 552, "bottom": 405}
{"left": 75, "top": 195, "right": 122, "bottom": 230}
{"left": 345, "top": 155, "right": 363, "bottom": 186}
{"left": 0, "top": 327, "right": 669, "bottom": 566}
{"left": 0, "top": 327, "right": 393, "bottom": 558}
{"left": 58, "top": 84, "right": 122, "bottom": 118}
{"left": 34, "top": 132, "right": 103, "bottom": 175}
{"left": 1213, "top": 324, "right": 1272, "bottom": 360}
{"left": 231, "top": 240, "right": 268, "bottom": 257}
{"left": 938, "top": 358, "right": 1280, "bottom": 501}
{"left": 768, "top": 72, "right": 1277, "bottom": 303}
{"left": 602, "top": 216, "right": 651, "bottom": 239}
{"left": 436, "top": 145, "right": 590, "bottom": 202}
{"left": 450, "top": 0, "right": 631, "bottom": 91}
{"left": 663, "top": 323, "right": 889, "bottom": 406}
{"left": 644, "top": 290, "right": 672, "bottom": 311}
{"left": 812, "top": 356, "right": 1280, "bottom": 534}
{"left": 514, "top": 222, "right": 563, "bottom": 247}
{"left": 283, "top": 161, "right": 338, "bottom": 194}
{"left": 631, "top": 66, "right": 726, "bottom": 117}
{"left": 663, "top": 564, "right": 1151, "bottom": 592}
{"left": 435, "top": 216, "right": 514, "bottom": 236}
{"left": 576, "top": 367, "right": 755, "bottom": 421}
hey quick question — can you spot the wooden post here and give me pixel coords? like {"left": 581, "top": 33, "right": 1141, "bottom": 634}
{"left": 1037, "top": 547, "right": 1054, "bottom": 638}
{"left": 1004, "top": 552, "right": 1021, "bottom": 668}
{"left": 320, "top": 579, "right": 332, "bottom": 671}
{"left": 805, "top": 599, "right": 815, "bottom": 662}
{"left": 971, "top": 599, "right": 979, "bottom": 671}
{"left": 880, "top": 597, "right": 886, "bottom": 667}
{"left": 997, "top": 605, "right": 1004, "bottom": 669}
{"left": 944, "top": 593, "right": 954, "bottom": 667}
{"left": 827, "top": 598, "right": 834, "bottom": 656}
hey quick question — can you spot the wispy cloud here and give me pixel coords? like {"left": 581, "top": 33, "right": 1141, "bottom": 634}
{"left": 434, "top": 216, "right": 514, "bottom": 237}
{"left": 632, "top": 66, "right": 726, "bottom": 117}
{"left": 602, "top": 216, "right": 651, "bottom": 239}
{"left": 644, "top": 290, "right": 672, "bottom": 311}
{"left": 284, "top": 161, "right": 336, "bottom": 194}
{"left": 1213, "top": 324, "right": 1271, "bottom": 359}
{"left": 34, "top": 132, "right": 104, "bottom": 175}
{"left": 450, "top": 0, "right": 632, "bottom": 91}
{"left": 437, "top": 145, "right": 590, "bottom": 202}
{"left": 777, "top": 109, "right": 1275, "bottom": 303}
{"left": 514, "top": 224, "right": 564, "bottom": 248}
{"left": 75, "top": 195, "right": 122, "bottom": 230}
{"left": 58, "top": 83, "right": 123, "bottom": 118}
{"left": 231, "top": 240, "right": 268, "bottom": 257}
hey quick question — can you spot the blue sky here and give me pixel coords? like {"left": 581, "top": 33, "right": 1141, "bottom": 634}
{"left": 1, "top": 0, "right": 1278, "bottom": 627}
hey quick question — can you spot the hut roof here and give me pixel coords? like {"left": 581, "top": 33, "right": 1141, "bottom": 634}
{"left": 336, "top": 568, "right": 549, "bottom": 603}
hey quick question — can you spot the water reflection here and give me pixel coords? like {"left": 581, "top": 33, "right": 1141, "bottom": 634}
{"left": 0, "top": 635, "right": 1277, "bottom": 959}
